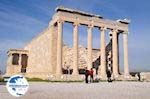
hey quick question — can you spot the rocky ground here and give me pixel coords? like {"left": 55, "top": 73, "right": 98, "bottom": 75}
{"left": 0, "top": 82, "right": 150, "bottom": 99}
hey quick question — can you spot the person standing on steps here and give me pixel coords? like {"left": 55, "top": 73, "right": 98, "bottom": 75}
{"left": 84, "top": 67, "right": 89, "bottom": 83}
{"left": 107, "top": 70, "right": 112, "bottom": 82}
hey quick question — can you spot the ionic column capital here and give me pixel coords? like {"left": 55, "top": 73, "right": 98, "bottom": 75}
{"left": 19, "top": 53, "right": 22, "bottom": 56}
{"left": 112, "top": 29, "right": 119, "bottom": 33}
{"left": 100, "top": 26, "right": 107, "bottom": 31}
{"left": 7, "top": 53, "right": 12, "bottom": 57}
{"left": 73, "top": 22, "right": 80, "bottom": 26}
{"left": 57, "top": 19, "right": 64, "bottom": 24}
{"left": 122, "top": 31, "right": 129, "bottom": 34}
{"left": 88, "top": 24, "right": 94, "bottom": 28}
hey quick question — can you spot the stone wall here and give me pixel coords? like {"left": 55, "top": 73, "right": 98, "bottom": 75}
{"left": 63, "top": 45, "right": 100, "bottom": 69}
{"left": 140, "top": 72, "right": 150, "bottom": 81}
{"left": 24, "top": 27, "right": 53, "bottom": 74}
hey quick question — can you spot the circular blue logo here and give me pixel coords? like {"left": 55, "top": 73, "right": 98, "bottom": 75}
{"left": 6, "top": 75, "right": 29, "bottom": 97}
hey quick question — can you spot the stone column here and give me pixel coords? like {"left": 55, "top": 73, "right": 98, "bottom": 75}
{"left": 7, "top": 53, "right": 13, "bottom": 74}
{"left": 112, "top": 29, "right": 119, "bottom": 78}
{"left": 87, "top": 25, "right": 93, "bottom": 70}
{"left": 117, "top": 33, "right": 120, "bottom": 74}
{"left": 56, "top": 20, "right": 63, "bottom": 75}
{"left": 100, "top": 27, "right": 107, "bottom": 78}
{"left": 72, "top": 22, "right": 79, "bottom": 75}
{"left": 13, "top": 53, "right": 21, "bottom": 73}
{"left": 19, "top": 54, "right": 22, "bottom": 66}
{"left": 123, "top": 32, "right": 129, "bottom": 77}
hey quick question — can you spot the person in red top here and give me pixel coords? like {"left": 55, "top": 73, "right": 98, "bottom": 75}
{"left": 89, "top": 68, "right": 94, "bottom": 83}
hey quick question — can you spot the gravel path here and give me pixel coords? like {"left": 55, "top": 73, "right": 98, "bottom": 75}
{"left": 0, "top": 82, "right": 150, "bottom": 99}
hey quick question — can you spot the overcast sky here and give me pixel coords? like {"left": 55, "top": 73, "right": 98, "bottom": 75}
{"left": 0, "top": 0, "right": 150, "bottom": 73}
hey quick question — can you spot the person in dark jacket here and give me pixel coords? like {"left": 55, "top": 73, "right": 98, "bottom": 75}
{"left": 107, "top": 70, "right": 112, "bottom": 82}
{"left": 85, "top": 67, "right": 89, "bottom": 83}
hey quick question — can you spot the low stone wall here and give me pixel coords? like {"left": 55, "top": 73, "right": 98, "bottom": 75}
{"left": 24, "top": 73, "right": 85, "bottom": 81}
{"left": 140, "top": 72, "right": 150, "bottom": 81}
{"left": 109, "top": 74, "right": 138, "bottom": 81}
{"left": 3, "top": 72, "right": 150, "bottom": 82}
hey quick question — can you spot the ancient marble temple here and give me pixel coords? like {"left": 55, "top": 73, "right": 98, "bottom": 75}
{"left": 5, "top": 6, "right": 131, "bottom": 80}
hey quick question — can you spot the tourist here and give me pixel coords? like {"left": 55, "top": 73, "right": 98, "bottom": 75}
{"left": 84, "top": 67, "right": 89, "bottom": 83}
{"left": 89, "top": 68, "right": 94, "bottom": 83}
{"left": 137, "top": 72, "right": 141, "bottom": 81}
{"left": 107, "top": 70, "right": 112, "bottom": 82}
